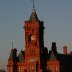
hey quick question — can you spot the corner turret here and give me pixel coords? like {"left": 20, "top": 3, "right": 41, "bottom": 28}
{"left": 7, "top": 48, "right": 17, "bottom": 72}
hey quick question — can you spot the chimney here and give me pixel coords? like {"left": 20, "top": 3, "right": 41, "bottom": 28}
{"left": 63, "top": 46, "right": 67, "bottom": 55}
{"left": 51, "top": 42, "right": 57, "bottom": 53}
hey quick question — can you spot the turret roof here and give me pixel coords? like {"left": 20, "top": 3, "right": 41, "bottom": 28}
{"left": 18, "top": 50, "right": 25, "bottom": 62}
{"left": 29, "top": 8, "right": 39, "bottom": 21}
{"left": 49, "top": 51, "right": 57, "bottom": 61}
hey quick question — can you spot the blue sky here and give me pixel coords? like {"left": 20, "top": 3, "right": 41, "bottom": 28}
{"left": 0, "top": 0, "right": 72, "bottom": 70}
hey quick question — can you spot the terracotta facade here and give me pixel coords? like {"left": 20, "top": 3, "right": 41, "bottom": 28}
{"left": 7, "top": 6, "right": 72, "bottom": 72}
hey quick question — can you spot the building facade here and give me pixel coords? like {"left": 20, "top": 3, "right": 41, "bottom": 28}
{"left": 7, "top": 4, "right": 72, "bottom": 72}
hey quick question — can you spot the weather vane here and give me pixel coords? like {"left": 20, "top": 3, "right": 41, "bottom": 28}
{"left": 31, "top": 0, "right": 35, "bottom": 9}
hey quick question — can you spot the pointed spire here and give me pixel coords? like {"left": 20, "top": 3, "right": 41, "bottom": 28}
{"left": 9, "top": 48, "right": 17, "bottom": 60}
{"left": 31, "top": 0, "right": 35, "bottom": 9}
{"left": 29, "top": 0, "right": 39, "bottom": 21}
{"left": 12, "top": 42, "right": 13, "bottom": 49}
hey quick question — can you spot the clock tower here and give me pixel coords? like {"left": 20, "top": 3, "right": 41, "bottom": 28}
{"left": 24, "top": 6, "right": 44, "bottom": 63}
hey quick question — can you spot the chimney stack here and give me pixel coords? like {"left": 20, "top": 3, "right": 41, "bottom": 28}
{"left": 51, "top": 42, "right": 57, "bottom": 53}
{"left": 63, "top": 46, "right": 67, "bottom": 55}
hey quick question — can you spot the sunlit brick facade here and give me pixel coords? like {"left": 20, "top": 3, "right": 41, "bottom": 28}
{"left": 7, "top": 4, "right": 72, "bottom": 72}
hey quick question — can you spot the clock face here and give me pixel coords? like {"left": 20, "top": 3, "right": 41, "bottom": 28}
{"left": 28, "top": 35, "right": 36, "bottom": 42}
{"left": 31, "top": 35, "right": 35, "bottom": 41}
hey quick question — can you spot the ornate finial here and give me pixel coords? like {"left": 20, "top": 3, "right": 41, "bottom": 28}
{"left": 12, "top": 42, "right": 13, "bottom": 49}
{"left": 31, "top": 0, "right": 35, "bottom": 9}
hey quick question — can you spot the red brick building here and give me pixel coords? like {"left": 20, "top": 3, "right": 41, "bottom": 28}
{"left": 7, "top": 4, "right": 72, "bottom": 72}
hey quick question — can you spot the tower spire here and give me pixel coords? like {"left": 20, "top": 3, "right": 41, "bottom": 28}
{"left": 30, "top": 0, "right": 39, "bottom": 21}
{"left": 31, "top": 0, "right": 35, "bottom": 9}
{"left": 12, "top": 42, "right": 13, "bottom": 49}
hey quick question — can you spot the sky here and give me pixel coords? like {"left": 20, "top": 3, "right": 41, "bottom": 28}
{"left": 0, "top": 0, "right": 72, "bottom": 70}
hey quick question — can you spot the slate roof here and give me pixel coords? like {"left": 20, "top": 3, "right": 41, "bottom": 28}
{"left": 18, "top": 50, "right": 25, "bottom": 62}
{"left": 49, "top": 51, "right": 57, "bottom": 61}
{"left": 29, "top": 8, "right": 39, "bottom": 21}
{"left": 9, "top": 49, "right": 13, "bottom": 60}
{"left": 48, "top": 42, "right": 72, "bottom": 72}
{"left": 9, "top": 48, "right": 17, "bottom": 60}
